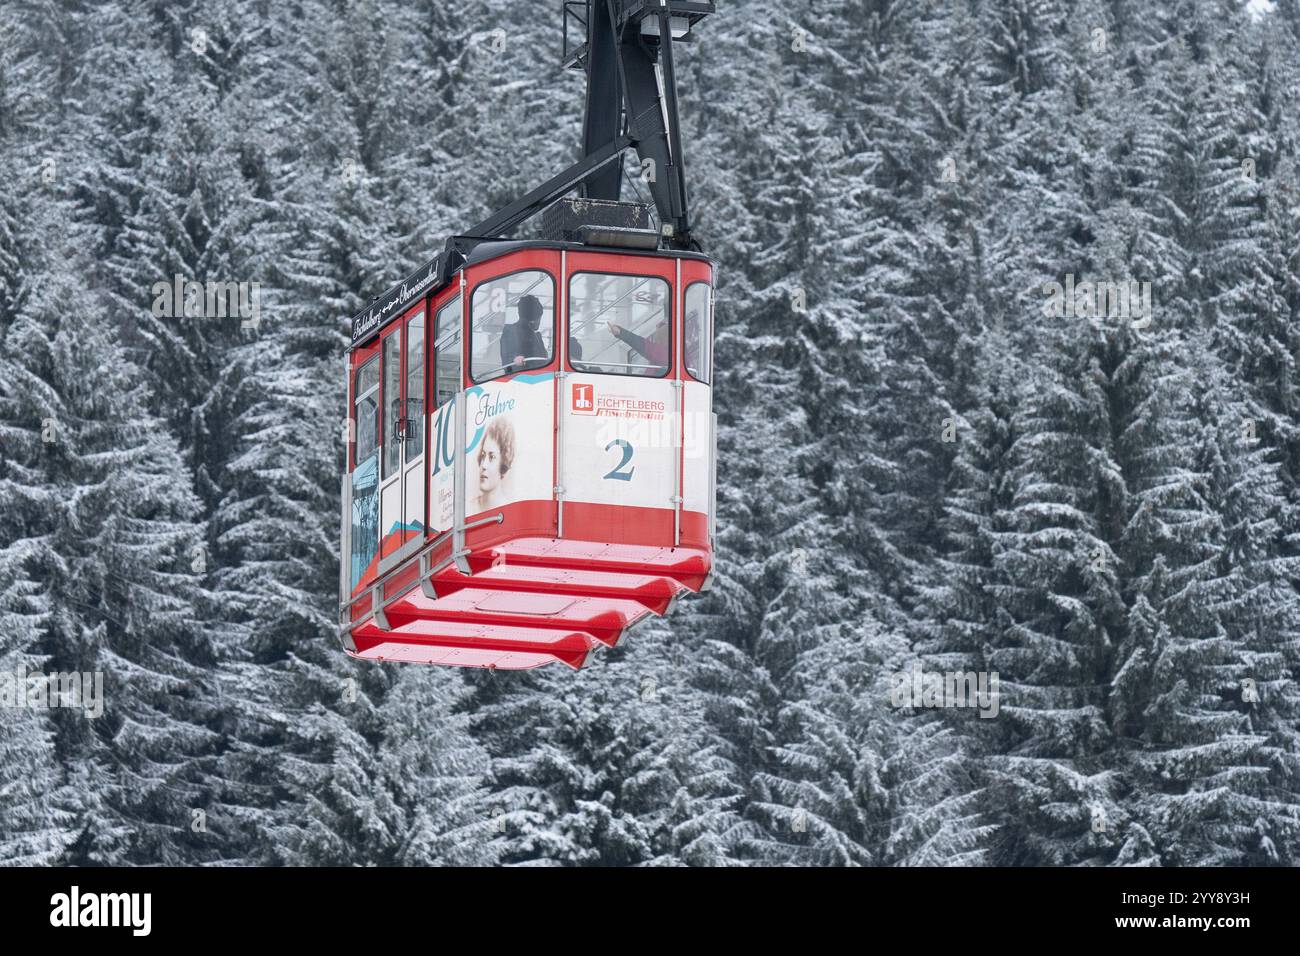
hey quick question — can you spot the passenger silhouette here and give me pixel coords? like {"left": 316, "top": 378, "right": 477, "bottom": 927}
{"left": 608, "top": 319, "right": 668, "bottom": 371}
{"left": 500, "top": 294, "right": 547, "bottom": 372}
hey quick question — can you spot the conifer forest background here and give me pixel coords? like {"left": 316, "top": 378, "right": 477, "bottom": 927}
{"left": 2, "top": 0, "right": 1300, "bottom": 866}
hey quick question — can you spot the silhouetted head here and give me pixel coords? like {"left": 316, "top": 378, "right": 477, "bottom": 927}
{"left": 518, "top": 294, "right": 543, "bottom": 331}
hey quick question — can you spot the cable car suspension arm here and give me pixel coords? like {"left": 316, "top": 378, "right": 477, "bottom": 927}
{"left": 455, "top": 1, "right": 710, "bottom": 260}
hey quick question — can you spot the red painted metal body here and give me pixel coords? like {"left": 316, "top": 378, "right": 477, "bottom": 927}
{"left": 340, "top": 241, "right": 715, "bottom": 669}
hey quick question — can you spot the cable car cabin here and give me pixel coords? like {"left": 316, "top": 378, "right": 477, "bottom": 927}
{"left": 339, "top": 240, "right": 716, "bottom": 670}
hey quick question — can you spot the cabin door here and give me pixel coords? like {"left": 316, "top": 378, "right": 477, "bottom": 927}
{"left": 378, "top": 308, "right": 427, "bottom": 570}
{"left": 428, "top": 295, "right": 462, "bottom": 536}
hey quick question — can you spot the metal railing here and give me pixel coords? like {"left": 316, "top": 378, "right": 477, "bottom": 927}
{"left": 339, "top": 513, "right": 505, "bottom": 637}
{"left": 571, "top": 359, "right": 667, "bottom": 373}
{"left": 474, "top": 355, "right": 552, "bottom": 381}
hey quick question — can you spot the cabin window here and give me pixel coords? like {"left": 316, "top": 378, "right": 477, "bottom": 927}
{"left": 434, "top": 296, "right": 461, "bottom": 408}
{"left": 569, "top": 272, "right": 670, "bottom": 377}
{"left": 382, "top": 333, "right": 401, "bottom": 478}
{"left": 350, "top": 355, "right": 382, "bottom": 592}
{"left": 405, "top": 313, "right": 425, "bottom": 458}
{"left": 684, "top": 282, "right": 711, "bottom": 384}
{"left": 470, "top": 270, "right": 555, "bottom": 383}
{"left": 354, "top": 357, "right": 380, "bottom": 466}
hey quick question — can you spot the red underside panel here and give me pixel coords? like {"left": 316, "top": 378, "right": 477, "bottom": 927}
{"left": 385, "top": 589, "right": 653, "bottom": 647}
{"left": 351, "top": 619, "right": 598, "bottom": 670}
{"left": 343, "top": 526, "right": 712, "bottom": 671}
{"left": 465, "top": 538, "right": 711, "bottom": 591}
{"left": 430, "top": 562, "right": 684, "bottom": 616}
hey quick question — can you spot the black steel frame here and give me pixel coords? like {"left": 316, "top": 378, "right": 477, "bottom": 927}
{"left": 351, "top": 0, "right": 713, "bottom": 346}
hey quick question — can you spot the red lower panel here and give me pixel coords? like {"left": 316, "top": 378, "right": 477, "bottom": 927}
{"left": 352, "top": 619, "right": 597, "bottom": 670}
{"left": 557, "top": 502, "right": 710, "bottom": 551}
{"left": 384, "top": 588, "right": 652, "bottom": 647}
{"left": 352, "top": 501, "right": 710, "bottom": 599}
{"left": 465, "top": 538, "right": 711, "bottom": 591}
{"left": 430, "top": 562, "right": 684, "bottom": 615}
{"left": 342, "top": 502, "right": 712, "bottom": 671}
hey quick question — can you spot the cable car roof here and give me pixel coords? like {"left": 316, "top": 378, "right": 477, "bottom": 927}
{"left": 348, "top": 238, "right": 715, "bottom": 352}
{"left": 462, "top": 237, "right": 714, "bottom": 268}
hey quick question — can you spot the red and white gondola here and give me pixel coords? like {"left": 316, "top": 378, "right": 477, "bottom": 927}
{"left": 338, "top": 0, "right": 718, "bottom": 669}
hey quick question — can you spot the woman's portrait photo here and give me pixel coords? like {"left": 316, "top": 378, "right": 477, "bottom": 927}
{"left": 469, "top": 416, "right": 516, "bottom": 515}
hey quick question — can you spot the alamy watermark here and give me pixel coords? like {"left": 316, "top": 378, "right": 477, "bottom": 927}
{"left": 151, "top": 274, "right": 261, "bottom": 330}
{"left": 50, "top": 886, "right": 150, "bottom": 936}
{"left": 1041, "top": 274, "right": 1152, "bottom": 329}
{"left": 1, "top": 668, "right": 104, "bottom": 719}
{"left": 890, "top": 662, "right": 1000, "bottom": 718}
{"left": 594, "top": 410, "right": 711, "bottom": 459}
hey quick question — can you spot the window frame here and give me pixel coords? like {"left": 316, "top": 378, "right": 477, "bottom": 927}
{"left": 433, "top": 294, "right": 462, "bottom": 408}
{"left": 468, "top": 267, "right": 557, "bottom": 385}
{"left": 683, "top": 280, "right": 712, "bottom": 385}
{"left": 353, "top": 355, "right": 380, "bottom": 470}
{"left": 403, "top": 310, "right": 426, "bottom": 460}
{"left": 566, "top": 270, "right": 673, "bottom": 380}
{"left": 381, "top": 331, "right": 402, "bottom": 480}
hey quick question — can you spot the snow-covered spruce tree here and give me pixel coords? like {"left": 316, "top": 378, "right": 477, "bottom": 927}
{"left": 450, "top": 0, "right": 579, "bottom": 236}
{"left": 752, "top": 611, "right": 928, "bottom": 866}
{"left": 977, "top": 338, "right": 1127, "bottom": 866}
{"left": 905, "top": 336, "right": 1024, "bottom": 865}
{"left": 457, "top": 619, "right": 724, "bottom": 866}
{"left": 1102, "top": 64, "right": 1300, "bottom": 865}
{"left": 0, "top": 185, "right": 77, "bottom": 861}
{"left": 1109, "top": 333, "right": 1295, "bottom": 865}
{"left": 845, "top": 0, "right": 997, "bottom": 591}
{"left": 0, "top": 547, "right": 76, "bottom": 865}
{"left": 0, "top": 183, "right": 219, "bottom": 864}
{"left": 376, "top": 667, "right": 499, "bottom": 866}
{"left": 1188, "top": 20, "right": 1300, "bottom": 863}
{"left": 675, "top": 1, "right": 889, "bottom": 864}
{"left": 202, "top": 0, "right": 433, "bottom": 865}
{"left": 1089, "top": 10, "right": 1300, "bottom": 863}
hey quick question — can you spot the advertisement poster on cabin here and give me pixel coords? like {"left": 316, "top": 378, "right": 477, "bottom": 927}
{"left": 450, "top": 375, "right": 555, "bottom": 523}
